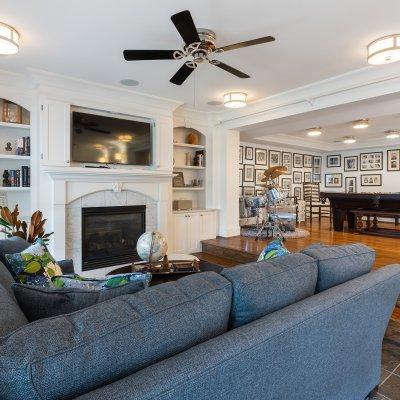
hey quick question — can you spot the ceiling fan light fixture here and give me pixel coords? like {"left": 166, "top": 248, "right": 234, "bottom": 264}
{"left": 352, "top": 119, "right": 369, "bottom": 129}
{"left": 343, "top": 136, "right": 356, "bottom": 144}
{"left": 223, "top": 92, "right": 247, "bottom": 108}
{"left": 367, "top": 34, "right": 400, "bottom": 65}
{"left": 307, "top": 127, "right": 322, "bottom": 137}
{"left": 385, "top": 130, "right": 400, "bottom": 139}
{"left": 0, "top": 22, "right": 19, "bottom": 55}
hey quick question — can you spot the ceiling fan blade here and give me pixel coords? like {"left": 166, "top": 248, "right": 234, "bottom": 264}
{"left": 217, "top": 36, "right": 275, "bottom": 52}
{"left": 171, "top": 10, "right": 200, "bottom": 46}
{"left": 123, "top": 50, "right": 177, "bottom": 61}
{"left": 213, "top": 62, "right": 250, "bottom": 78}
{"left": 170, "top": 63, "right": 196, "bottom": 85}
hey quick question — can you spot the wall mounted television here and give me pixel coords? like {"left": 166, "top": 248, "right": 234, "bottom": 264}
{"left": 71, "top": 109, "right": 154, "bottom": 166}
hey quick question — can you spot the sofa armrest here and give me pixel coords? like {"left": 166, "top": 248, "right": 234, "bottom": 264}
{"left": 75, "top": 265, "right": 400, "bottom": 400}
{"left": 57, "top": 259, "right": 74, "bottom": 274}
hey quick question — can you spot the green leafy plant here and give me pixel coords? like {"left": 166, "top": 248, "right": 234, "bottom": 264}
{"left": 0, "top": 205, "right": 53, "bottom": 243}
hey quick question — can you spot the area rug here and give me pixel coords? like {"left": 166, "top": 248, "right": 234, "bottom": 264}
{"left": 241, "top": 227, "right": 310, "bottom": 239}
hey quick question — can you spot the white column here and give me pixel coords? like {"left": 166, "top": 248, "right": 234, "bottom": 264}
{"left": 214, "top": 126, "right": 240, "bottom": 237}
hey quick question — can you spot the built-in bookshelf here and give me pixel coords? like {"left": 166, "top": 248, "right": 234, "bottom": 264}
{"left": 0, "top": 99, "right": 31, "bottom": 217}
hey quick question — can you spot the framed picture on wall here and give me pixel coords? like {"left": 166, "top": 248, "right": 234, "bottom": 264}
{"left": 303, "top": 154, "right": 313, "bottom": 168}
{"left": 245, "top": 146, "right": 254, "bottom": 161}
{"left": 255, "top": 189, "right": 264, "bottom": 196}
{"left": 239, "top": 146, "right": 243, "bottom": 164}
{"left": 269, "top": 150, "right": 281, "bottom": 167}
{"left": 360, "top": 152, "right": 383, "bottom": 171}
{"left": 327, "top": 154, "right": 341, "bottom": 168}
{"left": 282, "top": 152, "right": 292, "bottom": 174}
{"left": 293, "top": 153, "right": 303, "bottom": 168}
{"left": 293, "top": 171, "right": 302, "bottom": 184}
{"left": 243, "top": 164, "right": 254, "bottom": 182}
{"left": 281, "top": 178, "right": 292, "bottom": 196}
{"left": 239, "top": 168, "right": 243, "bottom": 186}
{"left": 294, "top": 186, "right": 302, "bottom": 200}
{"left": 387, "top": 149, "right": 400, "bottom": 171}
{"left": 361, "top": 174, "right": 382, "bottom": 186}
{"left": 304, "top": 171, "right": 312, "bottom": 183}
{"left": 344, "top": 156, "right": 358, "bottom": 171}
{"left": 255, "top": 169, "right": 265, "bottom": 185}
{"left": 243, "top": 186, "right": 255, "bottom": 196}
{"left": 313, "top": 173, "right": 321, "bottom": 183}
{"left": 325, "top": 173, "right": 342, "bottom": 188}
{"left": 255, "top": 148, "right": 267, "bottom": 165}
{"left": 345, "top": 176, "right": 357, "bottom": 193}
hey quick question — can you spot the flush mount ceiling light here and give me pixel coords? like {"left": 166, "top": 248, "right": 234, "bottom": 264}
{"left": 367, "top": 34, "right": 400, "bottom": 65}
{"left": 307, "top": 127, "right": 322, "bottom": 137}
{"left": 223, "top": 92, "right": 247, "bottom": 109}
{"left": 0, "top": 22, "right": 19, "bottom": 55}
{"left": 352, "top": 119, "right": 369, "bottom": 129}
{"left": 343, "top": 136, "right": 356, "bottom": 144}
{"left": 385, "top": 130, "right": 400, "bottom": 139}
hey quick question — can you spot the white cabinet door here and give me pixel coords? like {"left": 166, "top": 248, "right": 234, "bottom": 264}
{"left": 186, "top": 213, "right": 200, "bottom": 253}
{"left": 200, "top": 211, "right": 217, "bottom": 240}
{"left": 172, "top": 214, "right": 188, "bottom": 253}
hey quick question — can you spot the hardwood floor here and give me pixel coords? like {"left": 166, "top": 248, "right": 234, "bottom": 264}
{"left": 197, "top": 217, "right": 400, "bottom": 320}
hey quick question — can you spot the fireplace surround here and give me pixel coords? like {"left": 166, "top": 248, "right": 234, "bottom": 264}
{"left": 82, "top": 205, "right": 146, "bottom": 271}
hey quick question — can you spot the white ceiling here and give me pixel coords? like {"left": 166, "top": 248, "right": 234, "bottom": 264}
{"left": 241, "top": 93, "right": 400, "bottom": 151}
{"left": 0, "top": 0, "right": 399, "bottom": 110}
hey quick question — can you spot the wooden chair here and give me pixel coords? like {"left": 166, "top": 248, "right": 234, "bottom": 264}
{"left": 303, "top": 183, "right": 331, "bottom": 225}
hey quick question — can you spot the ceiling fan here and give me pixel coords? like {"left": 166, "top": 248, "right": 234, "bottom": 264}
{"left": 123, "top": 10, "right": 275, "bottom": 85}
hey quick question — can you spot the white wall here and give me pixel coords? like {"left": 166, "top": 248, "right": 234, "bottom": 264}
{"left": 322, "top": 145, "right": 400, "bottom": 193}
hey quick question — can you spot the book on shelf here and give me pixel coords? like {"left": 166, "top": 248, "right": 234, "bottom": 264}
{"left": 193, "top": 150, "right": 206, "bottom": 167}
{"left": 3, "top": 166, "right": 30, "bottom": 187}
{"left": 16, "top": 136, "right": 30, "bottom": 156}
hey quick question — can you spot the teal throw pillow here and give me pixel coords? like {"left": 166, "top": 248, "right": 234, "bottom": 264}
{"left": 258, "top": 238, "right": 290, "bottom": 261}
{"left": 5, "top": 238, "right": 62, "bottom": 287}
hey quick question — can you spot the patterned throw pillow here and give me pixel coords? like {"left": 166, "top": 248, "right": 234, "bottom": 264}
{"left": 5, "top": 239, "right": 62, "bottom": 287}
{"left": 52, "top": 272, "right": 152, "bottom": 290}
{"left": 257, "top": 238, "right": 290, "bottom": 261}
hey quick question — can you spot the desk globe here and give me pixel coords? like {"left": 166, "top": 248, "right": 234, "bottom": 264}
{"left": 136, "top": 231, "right": 168, "bottom": 263}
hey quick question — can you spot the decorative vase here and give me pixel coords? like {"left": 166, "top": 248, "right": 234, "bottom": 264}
{"left": 187, "top": 132, "right": 199, "bottom": 145}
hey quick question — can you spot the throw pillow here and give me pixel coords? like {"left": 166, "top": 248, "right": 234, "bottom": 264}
{"left": 257, "top": 238, "right": 290, "bottom": 261}
{"left": 13, "top": 273, "right": 151, "bottom": 321}
{"left": 5, "top": 238, "right": 62, "bottom": 287}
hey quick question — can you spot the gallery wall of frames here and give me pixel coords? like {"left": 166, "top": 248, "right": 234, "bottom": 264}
{"left": 322, "top": 146, "right": 400, "bottom": 193}
{"left": 239, "top": 142, "right": 322, "bottom": 200}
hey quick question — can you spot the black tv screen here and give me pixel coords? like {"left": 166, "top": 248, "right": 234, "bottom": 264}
{"left": 71, "top": 111, "right": 153, "bottom": 166}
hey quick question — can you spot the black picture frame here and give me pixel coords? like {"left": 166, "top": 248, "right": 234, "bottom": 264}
{"left": 255, "top": 148, "right": 267, "bottom": 165}
{"left": 269, "top": 150, "right": 281, "bottom": 167}
{"left": 303, "top": 154, "right": 313, "bottom": 168}
{"left": 293, "top": 153, "right": 303, "bottom": 168}
{"left": 325, "top": 173, "right": 343, "bottom": 187}
{"left": 255, "top": 168, "right": 265, "bottom": 185}
{"left": 359, "top": 152, "right": 383, "bottom": 171}
{"left": 360, "top": 174, "right": 382, "bottom": 186}
{"left": 387, "top": 149, "right": 400, "bottom": 171}
{"left": 345, "top": 176, "right": 357, "bottom": 193}
{"left": 243, "top": 164, "right": 255, "bottom": 182}
{"left": 245, "top": 146, "right": 254, "bottom": 161}
{"left": 294, "top": 186, "right": 302, "bottom": 200}
{"left": 304, "top": 171, "right": 312, "bottom": 183}
{"left": 239, "top": 168, "right": 243, "bottom": 186}
{"left": 239, "top": 146, "right": 243, "bottom": 164}
{"left": 344, "top": 156, "right": 358, "bottom": 171}
{"left": 243, "top": 186, "right": 255, "bottom": 196}
{"left": 172, "top": 171, "right": 185, "bottom": 187}
{"left": 293, "top": 171, "right": 302, "bottom": 184}
{"left": 282, "top": 151, "right": 292, "bottom": 174}
{"left": 326, "top": 154, "right": 341, "bottom": 168}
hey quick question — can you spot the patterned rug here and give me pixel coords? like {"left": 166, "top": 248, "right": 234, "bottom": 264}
{"left": 241, "top": 227, "right": 310, "bottom": 239}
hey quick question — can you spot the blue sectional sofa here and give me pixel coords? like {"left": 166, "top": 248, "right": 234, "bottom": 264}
{"left": 0, "top": 240, "right": 399, "bottom": 400}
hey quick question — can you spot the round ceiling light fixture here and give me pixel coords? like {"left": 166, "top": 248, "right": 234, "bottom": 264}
{"left": 385, "top": 130, "right": 400, "bottom": 139}
{"left": 352, "top": 119, "right": 369, "bottom": 129}
{"left": 0, "top": 22, "right": 19, "bottom": 55}
{"left": 343, "top": 136, "right": 356, "bottom": 144}
{"left": 119, "top": 79, "right": 139, "bottom": 86}
{"left": 223, "top": 92, "right": 247, "bottom": 109}
{"left": 307, "top": 127, "right": 322, "bottom": 137}
{"left": 367, "top": 34, "right": 400, "bottom": 65}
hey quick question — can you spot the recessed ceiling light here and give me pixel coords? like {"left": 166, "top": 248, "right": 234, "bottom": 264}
{"left": 307, "top": 127, "right": 322, "bottom": 137}
{"left": 367, "top": 34, "right": 400, "bottom": 65}
{"left": 352, "top": 119, "right": 369, "bottom": 129}
{"left": 385, "top": 130, "right": 400, "bottom": 139}
{"left": 0, "top": 22, "right": 19, "bottom": 55}
{"left": 119, "top": 79, "right": 139, "bottom": 86}
{"left": 343, "top": 136, "right": 356, "bottom": 144}
{"left": 223, "top": 92, "right": 247, "bottom": 109}
{"left": 207, "top": 100, "right": 223, "bottom": 106}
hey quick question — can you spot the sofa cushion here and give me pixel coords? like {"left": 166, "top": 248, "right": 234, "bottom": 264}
{"left": 13, "top": 274, "right": 150, "bottom": 321}
{"left": 0, "top": 271, "right": 232, "bottom": 400}
{"left": 0, "top": 262, "right": 17, "bottom": 299}
{"left": 0, "top": 284, "right": 28, "bottom": 337}
{"left": 0, "top": 236, "right": 30, "bottom": 279}
{"left": 221, "top": 253, "right": 318, "bottom": 328}
{"left": 302, "top": 243, "right": 375, "bottom": 292}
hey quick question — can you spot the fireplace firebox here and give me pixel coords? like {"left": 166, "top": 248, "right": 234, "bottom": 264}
{"left": 82, "top": 205, "right": 146, "bottom": 271}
